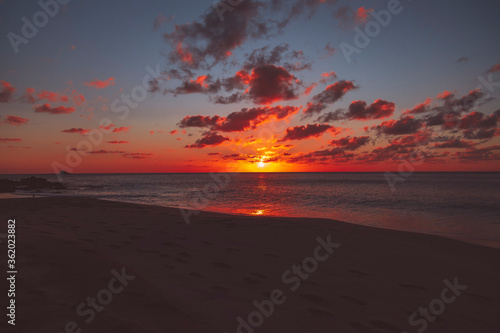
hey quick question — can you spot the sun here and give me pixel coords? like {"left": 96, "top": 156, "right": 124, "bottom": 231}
{"left": 257, "top": 161, "right": 266, "bottom": 168}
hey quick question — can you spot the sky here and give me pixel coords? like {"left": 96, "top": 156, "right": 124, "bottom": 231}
{"left": 1, "top": 0, "right": 500, "bottom": 174}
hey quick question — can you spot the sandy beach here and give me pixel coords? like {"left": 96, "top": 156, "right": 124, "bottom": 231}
{"left": 1, "top": 196, "right": 499, "bottom": 333}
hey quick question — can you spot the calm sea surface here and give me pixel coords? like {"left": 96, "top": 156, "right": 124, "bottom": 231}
{"left": 3, "top": 172, "right": 500, "bottom": 248}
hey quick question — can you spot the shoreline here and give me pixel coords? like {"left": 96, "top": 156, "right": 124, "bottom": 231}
{"left": 2, "top": 193, "right": 499, "bottom": 250}
{"left": 0, "top": 196, "right": 499, "bottom": 332}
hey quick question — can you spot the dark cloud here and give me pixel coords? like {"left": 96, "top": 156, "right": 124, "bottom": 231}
{"left": 404, "top": 98, "right": 432, "bottom": 115}
{"left": 4, "top": 115, "right": 29, "bottom": 126}
{"left": 0, "top": 81, "right": 16, "bottom": 103}
{"left": 279, "top": 124, "right": 334, "bottom": 141}
{"left": 372, "top": 116, "right": 423, "bottom": 135}
{"left": 179, "top": 105, "right": 299, "bottom": 132}
{"left": 185, "top": 132, "right": 230, "bottom": 148}
{"left": 311, "top": 80, "right": 357, "bottom": 105}
{"left": 329, "top": 136, "right": 370, "bottom": 150}
{"left": 34, "top": 103, "right": 75, "bottom": 115}
{"left": 344, "top": 99, "right": 395, "bottom": 120}
{"left": 454, "top": 145, "right": 500, "bottom": 162}
{"left": 463, "top": 129, "right": 499, "bottom": 140}
{"left": 433, "top": 139, "right": 475, "bottom": 149}
{"left": 61, "top": 128, "right": 90, "bottom": 134}
{"left": 302, "top": 102, "right": 327, "bottom": 119}
{"left": 163, "top": 0, "right": 269, "bottom": 70}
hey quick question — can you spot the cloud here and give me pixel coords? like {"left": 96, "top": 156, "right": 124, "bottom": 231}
{"left": 279, "top": 124, "right": 335, "bottom": 141}
{"left": 37, "top": 90, "right": 69, "bottom": 103}
{"left": 458, "top": 111, "right": 498, "bottom": 130}
{"left": 463, "top": 128, "right": 499, "bottom": 140}
{"left": 84, "top": 78, "right": 115, "bottom": 89}
{"left": 61, "top": 128, "right": 90, "bottom": 134}
{"left": 122, "top": 152, "right": 154, "bottom": 159}
{"left": 302, "top": 102, "right": 327, "bottom": 119}
{"left": 329, "top": 136, "right": 370, "bottom": 150}
{"left": 112, "top": 127, "right": 130, "bottom": 133}
{"left": 34, "top": 103, "right": 75, "bottom": 114}
{"left": 457, "top": 57, "right": 469, "bottom": 63}
{"left": 179, "top": 105, "right": 299, "bottom": 132}
{"left": 245, "top": 64, "right": 300, "bottom": 104}
{"left": 317, "top": 99, "right": 395, "bottom": 122}
{"left": 153, "top": 13, "right": 174, "bottom": 30}
{"left": 354, "top": 6, "right": 373, "bottom": 24}
{"left": 185, "top": 132, "right": 230, "bottom": 148}
{"left": 372, "top": 116, "right": 423, "bottom": 135}
{"left": 404, "top": 98, "right": 432, "bottom": 115}
{"left": 3, "top": 115, "right": 29, "bottom": 126}
{"left": 311, "top": 80, "right": 357, "bottom": 105}
{"left": 163, "top": 0, "right": 269, "bottom": 70}
{"left": 107, "top": 141, "right": 129, "bottom": 144}
{"left": 322, "top": 43, "right": 336, "bottom": 58}
{"left": 487, "top": 62, "right": 500, "bottom": 73}
{"left": 454, "top": 145, "right": 500, "bottom": 162}
{"left": 0, "top": 81, "right": 16, "bottom": 103}
{"left": 343, "top": 99, "right": 395, "bottom": 120}
{"left": 0, "top": 138, "right": 22, "bottom": 142}
{"left": 433, "top": 139, "right": 475, "bottom": 149}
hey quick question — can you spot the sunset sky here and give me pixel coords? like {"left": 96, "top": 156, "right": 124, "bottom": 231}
{"left": 1, "top": 0, "right": 500, "bottom": 173}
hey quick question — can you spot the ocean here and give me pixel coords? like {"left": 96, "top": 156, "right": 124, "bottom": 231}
{"left": 3, "top": 172, "right": 500, "bottom": 248}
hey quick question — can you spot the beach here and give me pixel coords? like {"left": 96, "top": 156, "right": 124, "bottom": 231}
{"left": 1, "top": 196, "right": 499, "bottom": 332}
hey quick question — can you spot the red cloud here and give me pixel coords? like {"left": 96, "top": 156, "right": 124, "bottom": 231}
{"left": 4, "top": 115, "right": 29, "bottom": 126}
{"left": 0, "top": 81, "right": 16, "bottom": 103}
{"left": 179, "top": 105, "right": 299, "bottom": 132}
{"left": 34, "top": 103, "right": 75, "bottom": 114}
{"left": 372, "top": 116, "right": 423, "bottom": 135}
{"left": 404, "top": 98, "right": 432, "bottom": 115}
{"left": 312, "top": 80, "right": 357, "bottom": 105}
{"left": 437, "top": 91, "right": 453, "bottom": 100}
{"left": 122, "top": 152, "right": 154, "bottom": 159}
{"left": 329, "top": 136, "right": 370, "bottom": 150}
{"left": 280, "top": 124, "right": 335, "bottom": 141}
{"left": 61, "top": 128, "right": 90, "bottom": 134}
{"left": 170, "top": 130, "right": 178, "bottom": 135}
{"left": 458, "top": 111, "right": 498, "bottom": 130}
{"left": 345, "top": 99, "right": 395, "bottom": 120}
{"left": 112, "top": 127, "right": 130, "bottom": 133}
{"left": 355, "top": 7, "right": 373, "bottom": 24}
{"left": 107, "top": 141, "right": 129, "bottom": 144}
{"left": 37, "top": 90, "right": 68, "bottom": 103}
{"left": 0, "top": 138, "right": 22, "bottom": 142}
{"left": 84, "top": 78, "right": 115, "bottom": 89}
{"left": 185, "top": 132, "right": 229, "bottom": 148}
{"left": 433, "top": 139, "right": 475, "bottom": 149}
{"left": 488, "top": 62, "right": 500, "bottom": 74}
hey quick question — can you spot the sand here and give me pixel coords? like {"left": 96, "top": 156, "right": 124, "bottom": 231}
{"left": 1, "top": 196, "right": 499, "bottom": 332}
